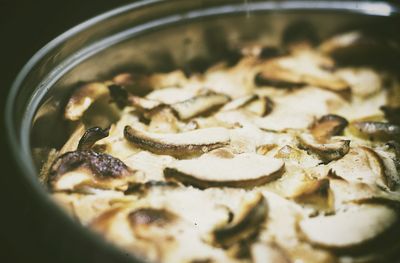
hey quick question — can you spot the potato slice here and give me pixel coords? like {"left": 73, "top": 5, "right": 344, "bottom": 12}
{"left": 164, "top": 153, "right": 284, "bottom": 188}
{"left": 124, "top": 125, "right": 230, "bottom": 158}
{"left": 299, "top": 205, "right": 397, "bottom": 249}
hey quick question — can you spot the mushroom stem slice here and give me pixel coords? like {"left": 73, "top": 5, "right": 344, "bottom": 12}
{"left": 164, "top": 153, "right": 284, "bottom": 189}
{"left": 170, "top": 93, "right": 230, "bottom": 120}
{"left": 348, "top": 121, "right": 400, "bottom": 142}
{"left": 213, "top": 194, "right": 268, "bottom": 247}
{"left": 78, "top": 126, "right": 109, "bottom": 150}
{"left": 299, "top": 205, "right": 398, "bottom": 250}
{"left": 124, "top": 125, "right": 230, "bottom": 158}
{"left": 310, "top": 114, "right": 348, "bottom": 142}
{"left": 298, "top": 133, "right": 350, "bottom": 163}
{"left": 65, "top": 82, "right": 109, "bottom": 121}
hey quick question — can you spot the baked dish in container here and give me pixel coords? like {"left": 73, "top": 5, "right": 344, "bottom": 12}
{"left": 39, "top": 26, "right": 400, "bottom": 263}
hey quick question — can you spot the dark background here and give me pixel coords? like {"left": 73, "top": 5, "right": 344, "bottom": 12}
{"left": 0, "top": 1, "right": 132, "bottom": 262}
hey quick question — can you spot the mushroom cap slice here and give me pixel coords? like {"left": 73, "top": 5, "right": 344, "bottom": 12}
{"left": 310, "top": 114, "right": 348, "bottom": 142}
{"left": 319, "top": 31, "right": 400, "bottom": 68}
{"left": 299, "top": 205, "right": 398, "bottom": 250}
{"left": 48, "top": 150, "right": 133, "bottom": 191}
{"left": 124, "top": 125, "right": 230, "bottom": 158}
{"left": 164, "top": 153, "right": 284, "bottom": 188}
{"left": 348, "top": 121, "right": 400, "bottom": 142}
{"left": 171, "top": 93, "right": 230, "bottom": 120}
{"left": 298, "top": 133, "right": 350, "bottom": 163}
{"left": 65, "top": 82, "right": 109, "bottom": 121}
{"left": 329, "top": 146, "right": 398, "bottom": 191}
{"left": 213, "top": 193, "right": 268, "bottom": 247}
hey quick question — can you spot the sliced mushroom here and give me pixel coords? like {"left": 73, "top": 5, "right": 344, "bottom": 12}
{"left": 48, "top": 150, "right": 133, "bottom": 191}
{"left": 221, "top": 94, "right": 274, "bottom": 117}
{"left": 113, "top": 70, "right": 188, "bottom": 94}
{"left": 319, "top": 31, "right": 400, "bottom": 68}
{"left": 251, "top": 242, "right": 291, "bottom": 263}
{"left": 129, "top": 96, "right": 163, "bottom": 112}
{"left": 108, "top": 84, "right": 163, "bottom": 111}
{"left": 124, "top": 125, "right": 230, "bottom": 158}
{"left": 299, "top": 205, "right": 398, "bottom": 250}
{"left": 213, "top": 194, "right": 268, "bottom": 247}
{"left": 348, "top": 121, "right": 400, "bottom": 142}
{"left": 329, "top": 146, "right": 398, "bottom": 191}
{"left": 328, "top": 177, "right": 400, "bottom": 207}
{"left": 298, "top": 133, "right": 350, "bottom": 163}
{"left": 221, "top": 95, "right": 258, "bottom": 111}
{"left": 65, "top": 82, "right": 109, "bottom": 121}
{"left": 164, "top": 153, "right": 284, "bottom": 188}
{"left": 171, "top": 93, "right": 230, "bottom": 120}
{"left": 381, "top": 106, "right": 400, "bottom": 125}
{"left": 255, "top": 51, "right": 348, "bottom": 91}
{"left": 77, "top": 126, "right": 109, "bottom": 150}
{"left": 147, "top": 106, "right": 180, "bottom": 133}
{"left": 310, "top": 114, "right": 348, "bottom": 142}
